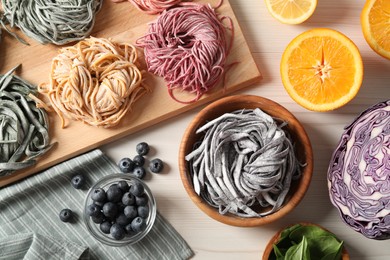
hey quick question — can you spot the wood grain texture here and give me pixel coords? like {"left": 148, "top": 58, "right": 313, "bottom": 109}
{"left": 0, "top": 0, "right": 261, "bottom": 187}
{"left": 179, "top": 95, "right": 313, "bottom": 227}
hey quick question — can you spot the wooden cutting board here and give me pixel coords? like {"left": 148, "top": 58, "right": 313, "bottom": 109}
{"left": 0, "top": 0, "right": 261, "bottom": 187}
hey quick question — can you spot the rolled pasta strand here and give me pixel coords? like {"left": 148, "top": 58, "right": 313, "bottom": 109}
{"left": 39, "top": 37, "right": 149, "bottom": 128}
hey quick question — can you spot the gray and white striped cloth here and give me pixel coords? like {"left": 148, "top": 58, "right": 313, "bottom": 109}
{"left": 0, "top": 149, "right": 194, "bottom": 260}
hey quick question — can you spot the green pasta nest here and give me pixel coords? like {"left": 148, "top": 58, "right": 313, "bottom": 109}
{"left": 0, "top": 67, "right": 53, "bottom": 176}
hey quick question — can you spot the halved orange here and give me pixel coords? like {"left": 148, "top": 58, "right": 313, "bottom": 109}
{"left": 280, "top": 28, "right": 363, "bottom": 112}
{"left": 264, "top": 0, "right": 317, "bottom": 24}
{"left": 361, "top": 0, "right": 390, "bottom": 59}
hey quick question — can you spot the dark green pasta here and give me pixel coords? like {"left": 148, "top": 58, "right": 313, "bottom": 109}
{"left": 1, "top": 0, "right": 102, "bottom": 45}
{"left": 0, "top": 11, "right": 28, "bottom": 45}
{"left": 0, "top": 66, "right": 53, "bottom": 176}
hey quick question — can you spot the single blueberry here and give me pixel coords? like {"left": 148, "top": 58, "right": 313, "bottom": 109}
{"left": 100, "top": 221, "right": 112, "bottom": 234}
{"left": 123, "top": 205, "right": 138, "bottom": 220}
{"left": 149, "top": 158, "right": 164, "bottom": 173}
{"left": 136, "top": 142, "right": 149, "bottom": 156}
{"left": 122, "top": 192, "right": 135, "bottom": 206}
{"left": 110, "top": 224, "right": 126, "bottom": 240}
{"left": 129, "top": 182, "right": 144, "bottom": 197}
{"left": 118, "top": 158, "right": 135, "bottom": 173}
{"left": 132, "top": 166, "right": 146, "bottom": 179}
{"left": 91, "top": 188, "right": 106, "bottom": 202}
{"left": 137, "top": 206, "right": 150, "bottom": 218}
{"left": 102, "top": 202, "right": 118, "bottom": 218}
{"left": 118, "top": 180, "right": 129, "bottom": 192}
{"left": 106, "top": 184, "right": 123, "bottom": 203}
{"left": 71, "top": 174, "right": 85, "bottom": 189}
{"left": 131, "top": 217, "right": 146, "bottom": 233}
{"left": 116, "top": 213, "right": 132, "bottom": 226}
{"left": 86, "top": 204, "right": 101, "bottom": 217}
{"left": 59, "top": 208, "right": 73, "bottom": 223}
{"left": 135, "top": 194, "right": 148, "bottom": 206}
{"left": 125, "top": 223, "right": 136, "bottom": 236}
{"left": 91, "top": 212, "right": 105, "bottom": 224}
{"left": 133, "top": 155, "right": 145, "bottom": 167}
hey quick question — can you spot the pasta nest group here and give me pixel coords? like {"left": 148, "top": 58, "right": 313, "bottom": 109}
{"left": 40, "top": 37, "right": 148, "bottom": 128}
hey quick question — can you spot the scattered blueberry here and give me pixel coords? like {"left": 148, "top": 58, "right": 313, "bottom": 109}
{"left": 129, "top": 182, "right": 144, "bottom": 197}
{"left": 71, "top": 174, "right": 85, "bottom": 189}
{"left": 86, "top": 204, "right": 101, "bottom": 217}
{"left": 91, "top": 188, "right": 106, "bottom": 202}
{"left": 100, "top": 221, "right": 112, "bottom": 234}
{"left": 131, "top": 217, "right": 146, "bottom": 233}
{"left": 122, "top": 192, "right": 135, "bottom": 206}
{"left": 136, "top": 142, "right": 150, "bottom": 156}
{"left": 106, "top": 184, "right": 123, "bottom": 203}
{"left": 102, "top": 202, "right": 118, "bottom": 218}
{"left": 124, "top": 205, "right": 138, "bottom": 220}
{"left": 132, "top": 166, "right": 146, "bottom": 179}
{"left": 149, "top": 158, "right": 164, "bottom": 173}
{"left": 135, "top": 194, "right": 148, "bottom": 206}
{"left": 137, "top": 206, "right": 150, "bottom": 218}
{"left": 133, "top": 155, "right": 145, "bottom": 167}
{"left": 92, "top": 213, "right": 105, "bottom": 224}
{"left": 118, "top": 180, "right": 129, "bottom": 192}
{"left": 110, "top": 224, "right": 126, "bottom": 240}
{"left": 118, "top": 157, "right": 135, "bottom": 173}
{"left": 59, "top": 208, "right": 73, "bottom": 223}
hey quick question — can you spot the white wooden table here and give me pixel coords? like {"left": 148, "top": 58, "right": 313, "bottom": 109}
{"left": 102, "top": 0, "right": 390, "bottom": 259}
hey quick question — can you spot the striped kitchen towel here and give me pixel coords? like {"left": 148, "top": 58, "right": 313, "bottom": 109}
{"left": 0, "top": 149, "right": 194, "bottom": 260}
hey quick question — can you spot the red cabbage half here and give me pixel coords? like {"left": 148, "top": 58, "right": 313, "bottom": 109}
{"left": 328, "top": 100, "right": 389, "bottom": 240}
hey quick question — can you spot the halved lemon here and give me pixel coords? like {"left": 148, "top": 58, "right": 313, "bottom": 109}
{"left": 361, "top": 0, "right": 390, "bottom": 60}
{"left": 280, "top": 28, "right": 364, "bottom": 112}
{"left": 264, "top": 0, "right": 317, "bottom": 24}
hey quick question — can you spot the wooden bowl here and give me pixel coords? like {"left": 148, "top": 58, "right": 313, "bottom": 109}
{"left": 179, "top": 95, "right": 313, "bottom": 226}
{"left": 262, "top": 222, "right": 350, "bottom": 259}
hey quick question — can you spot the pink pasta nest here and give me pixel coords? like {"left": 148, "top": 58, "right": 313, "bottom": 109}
{"left": 137, "top": 2, "right": 233, "bottom": 103}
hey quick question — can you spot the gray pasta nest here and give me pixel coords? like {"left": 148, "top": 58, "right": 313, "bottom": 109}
{"left": 0, "top": 67, "right": 52, "bottom": 176}
{"left": 185, "top": 108, "right": 302, "bottom": 218}
{"left": 1, "top": 0, "right": 103, "bottom": 45}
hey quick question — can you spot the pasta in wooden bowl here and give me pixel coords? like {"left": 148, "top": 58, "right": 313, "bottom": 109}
{"left": 179, "top": 95, "right": 313, "bottom": 226}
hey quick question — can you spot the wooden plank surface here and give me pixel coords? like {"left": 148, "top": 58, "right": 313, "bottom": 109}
{"left": 0, "top": 0, "right": 261, "bottom": 187}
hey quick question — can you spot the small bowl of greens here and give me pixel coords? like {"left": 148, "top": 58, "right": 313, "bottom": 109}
{"left": 262, "top": 223, "right": 349, "bottom": 260}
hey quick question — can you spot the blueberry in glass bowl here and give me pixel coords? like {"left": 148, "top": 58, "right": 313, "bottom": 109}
{"left": 84, "top": 174, "right": 157, "bottom": 246}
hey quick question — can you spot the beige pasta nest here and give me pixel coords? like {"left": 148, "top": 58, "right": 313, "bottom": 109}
{"left": 39, "top": 37, "right": 149, "bottom": 128}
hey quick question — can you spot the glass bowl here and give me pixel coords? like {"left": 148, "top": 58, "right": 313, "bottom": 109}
{"left": 83, "top": 174, "right": 157, "bottom": 246}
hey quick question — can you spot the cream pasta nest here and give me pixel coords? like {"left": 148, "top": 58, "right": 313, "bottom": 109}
{"left": 39, "top": 37, "right": 149, "bottom": 128}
